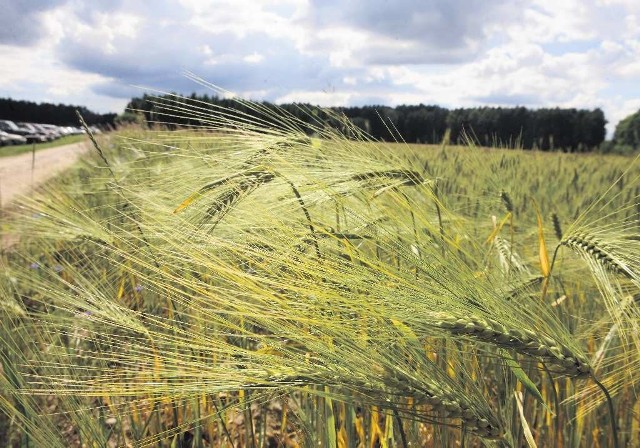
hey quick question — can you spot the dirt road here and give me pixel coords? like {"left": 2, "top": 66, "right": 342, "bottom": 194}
{"left": 0, "top": 141, "right": 89, "bottom": 207}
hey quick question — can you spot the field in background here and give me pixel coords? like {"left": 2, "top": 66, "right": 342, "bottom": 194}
{"left": 0, "top": 108, "right": 639, "bottom": 448}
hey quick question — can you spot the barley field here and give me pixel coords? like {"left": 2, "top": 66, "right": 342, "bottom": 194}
{"left": 1, "top": 92, "right": 639, "bottom": 447}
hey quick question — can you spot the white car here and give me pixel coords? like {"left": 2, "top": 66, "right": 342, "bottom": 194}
{"left": 0, "top": 130, "right": 27, "bottom": 146}
{"left": 0, "top": 120, "right": 41, "bottom": 143}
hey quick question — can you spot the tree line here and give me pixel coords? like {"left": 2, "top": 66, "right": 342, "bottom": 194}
{"left": 0, "top": 98, "right": 116, "bottom": 127}
{"left": 124, "top": 93, "right": 610, "bottom": 152}
{"left": 6, "top": 94, "right": 640, "bottom": 153}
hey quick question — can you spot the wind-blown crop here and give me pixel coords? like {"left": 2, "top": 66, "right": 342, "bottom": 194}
{"left": 0, "top": 78, "right": 638, "bottom": 447}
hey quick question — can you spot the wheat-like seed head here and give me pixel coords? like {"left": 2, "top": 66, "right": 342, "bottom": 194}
{"left": 562, "top": 232, "right": 631, "bottom": 278}
{"left": 433, "top": 312, "right": 591, "bottom": 377}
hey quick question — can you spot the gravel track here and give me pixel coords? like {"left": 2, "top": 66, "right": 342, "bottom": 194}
{"left": 0, "top": 141, "right": 88, "bottom": 207}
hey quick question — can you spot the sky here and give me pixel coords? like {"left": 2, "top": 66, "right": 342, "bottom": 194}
{"left": 1, "top": 0, "right": 639, "bottom": 137}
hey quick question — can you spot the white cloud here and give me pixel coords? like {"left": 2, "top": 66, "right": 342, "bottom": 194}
{"left": 183, "top": 0, "right": 306, "bottom": 41}
{"left": 274, "top": 90, "right": 352, "bottom": 107}
{"left": 0, "top": 0, "right": 638, "bottom": 138}
{"left": 243, "top": 52, "right": 264, "bottom": 64}
{"left": 0, "top": 5, "right": 124, "bottom": 111}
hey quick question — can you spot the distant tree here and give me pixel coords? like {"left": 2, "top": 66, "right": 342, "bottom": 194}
{"left": 612, "top": 109, "right": 640, "bottom": 153}
{"left": 576, "top": 108, "right": 606, "bottom": 152}
{"left": 0, "top": 98, "right": 115, "bottom": 127}
{"left": 114, "top": 111, "right": 146, "bottom": 128}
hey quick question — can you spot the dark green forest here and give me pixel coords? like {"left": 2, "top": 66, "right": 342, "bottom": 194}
{"left": 0, "top": 98, "right": 116, "bottom": 127}
{"left": 4, "top": 94, "right": 640, "bottom": 153}
{"left": 125, "top": 93, "right": 608, "bottom": 152}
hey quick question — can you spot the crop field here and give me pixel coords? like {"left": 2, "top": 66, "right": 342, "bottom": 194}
{"left": 0, "top": 94, "right": 639, "bottom": 447}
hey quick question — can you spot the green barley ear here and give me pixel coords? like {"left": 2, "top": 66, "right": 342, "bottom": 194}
{"left": 551, "top": 212, "right": 563, "bottom": 240}
{"left": 500, "top": 191, "right": 514, "bottom": 213}
{"left": 559, "top": 226, "right": 640, "bottom": 348}
{"left": 493, "top": 236, "right": 529, "bottom": 276}
{"left": 432, "top": 311, "right": 590, "bottom": 378}
{"left": 561, "top": 229, "right": 639, "bottom": 282}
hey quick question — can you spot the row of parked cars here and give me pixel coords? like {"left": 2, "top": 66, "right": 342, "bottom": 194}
{"left": 0, "top": 119, "right": 91, "bottom": 146}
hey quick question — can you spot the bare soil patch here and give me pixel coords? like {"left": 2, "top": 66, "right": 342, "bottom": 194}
{"left": 0, "top": 141, "right": 88, "bottom": 207}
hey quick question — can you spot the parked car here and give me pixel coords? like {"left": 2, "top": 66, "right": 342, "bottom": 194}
{"left": 17, "top": 122, "right": 49, "bottom": 142}
{"left": 39, "top": 124, "right": 63, "bottom": 139}
{"left": 34, "top": 123, "right": 59, "bottom": 140}
{"left": 0, "top": 130, "right": 27, "bottom": 145}
{"left": 56, "top": 126, "right": 83, "bottom": 135}
{"left": 0, "top": 120, "right": 42, "bottom": 143}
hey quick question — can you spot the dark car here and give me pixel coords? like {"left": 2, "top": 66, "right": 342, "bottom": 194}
{"left": 0, "top": 120, "right": 42, "bottom": 143}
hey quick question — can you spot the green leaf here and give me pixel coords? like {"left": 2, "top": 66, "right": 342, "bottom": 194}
{"left": 324, "top": 387, "right": 338, "bottom": 448}
{"left": 501, "top": 349, "right": 551, "bottom": 413}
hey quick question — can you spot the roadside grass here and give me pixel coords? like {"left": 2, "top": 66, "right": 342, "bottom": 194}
{"left": 0, "top": 134, "right": 87, "bottom": 157}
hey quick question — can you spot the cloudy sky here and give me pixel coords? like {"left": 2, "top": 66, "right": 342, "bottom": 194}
{"left": 1, "top": 0, "right": 639, "bottom": 136}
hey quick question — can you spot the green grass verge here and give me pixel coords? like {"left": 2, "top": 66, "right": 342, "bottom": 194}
{"left": 0, "top": 134, "right": 87, "bottom": 157}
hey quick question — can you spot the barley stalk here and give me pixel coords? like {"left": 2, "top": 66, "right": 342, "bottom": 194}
{"left": 269, "top": 371, "right": 504, "bottom": 439}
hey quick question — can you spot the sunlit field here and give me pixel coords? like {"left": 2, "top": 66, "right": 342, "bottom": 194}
{"left": 1, "top": 93, "right": 639, "bottom": 447}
